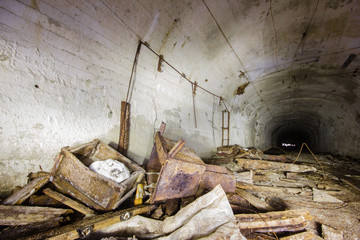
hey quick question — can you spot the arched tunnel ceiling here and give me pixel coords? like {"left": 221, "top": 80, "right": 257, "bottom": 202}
{"left": 136, "top": 0, "right": 360, "bottom": 154}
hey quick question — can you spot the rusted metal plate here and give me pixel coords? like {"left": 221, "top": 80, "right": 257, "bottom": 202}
{"left": 150, "top": 159, "right": 206, "bottom": 203}
{"left": 202, "top": 164, "right": 236, "bottom": 193}
{"left": 50, "top": 139, "right": 144, "bottom": 211}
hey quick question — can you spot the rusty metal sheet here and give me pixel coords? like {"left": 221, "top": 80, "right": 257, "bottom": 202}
{"left": 150, "top": 159, "right": 206, "bottom": 203}
{"left": 202, "top": 165, "right": 236, "bottom": 193}
{"left": 50, "top": 139, "right": 145, "bottom": 211}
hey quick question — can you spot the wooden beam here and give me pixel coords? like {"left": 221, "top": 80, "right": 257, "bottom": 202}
{"left": 236, "top": 158, "right": 317, "bottom": 172}
{"left": 0, "top": 205, "right": 73, "bottom": 226}
{"left": 280, "top": 231, "right": 324, "bottom": 240}
{"left": 2, "top": 175, "right": 50, "bottom": 205}
{"left": 25, "top": 205, "right": 156, "bottom": 240}
{"left": 28, "top": 194, "right": 63, "bottom": 207}
{"left": 118, "top": 101, "right": 130, "bottom": 155}
{"left": 235, "top": 209, "right": 312, "bottom": 233}
{"left": 235, "top": 189, "right": 274, "bottom": 212}
{"left": 43, "top": 188, "right": 95, "bottom": 216}
{"left": 0, "top": 217, "right": 62, "bottom": 239}
{"left": 168, "top": 139, "right": 186, "bottom": 158}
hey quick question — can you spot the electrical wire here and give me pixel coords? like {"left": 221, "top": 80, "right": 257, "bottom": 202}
{"left": 140, "top": 41, "right": 229, "bottom": 111}
{"left": 292, "top": 142, "right": 325, "bottom": 179}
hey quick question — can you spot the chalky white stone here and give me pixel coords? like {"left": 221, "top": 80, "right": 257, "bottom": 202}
{"left": 89, "top": 159, "right": 130, "bottom": 183}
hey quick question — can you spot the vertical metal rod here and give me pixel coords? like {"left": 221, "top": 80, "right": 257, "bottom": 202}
{"left": 192, "top": 83, "right": 198, "bottom": 128}
{"left": 227, "top": 110, "right": 230, "bottom": 147}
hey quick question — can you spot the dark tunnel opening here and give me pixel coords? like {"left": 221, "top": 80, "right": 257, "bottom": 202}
{"left": 272, "top": 124, "right": 316, "bottom": 152}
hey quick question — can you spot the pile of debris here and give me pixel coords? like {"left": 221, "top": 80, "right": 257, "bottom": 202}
{"left": 1, "top": 123, "right": 359, "bottom": 239}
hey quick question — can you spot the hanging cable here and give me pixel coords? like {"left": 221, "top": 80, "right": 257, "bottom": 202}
{"left": 126, "top": 41, "right": 142, "bottom": 103}
{"left": 140, "top": 41, "right": 229, "bottom": 111}
{"left": 292, "top": 142, "right": 325, "bottom": 179}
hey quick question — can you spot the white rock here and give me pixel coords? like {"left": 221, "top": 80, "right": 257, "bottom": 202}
{"left": 89, "top": 159, "right": 130, "bottom": 183}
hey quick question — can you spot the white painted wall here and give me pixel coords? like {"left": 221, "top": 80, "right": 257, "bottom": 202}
{"left": 0, "top": 0, "right": 234, "bottom": 196}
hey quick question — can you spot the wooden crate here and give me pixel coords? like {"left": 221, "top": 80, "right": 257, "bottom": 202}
{"left": 50, "top": 139, "right": 145, "bottom": 211}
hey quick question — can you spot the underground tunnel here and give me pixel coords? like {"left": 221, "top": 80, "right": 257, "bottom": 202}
{"left": 0, "top": 0, "right": 360, "bottom": 239}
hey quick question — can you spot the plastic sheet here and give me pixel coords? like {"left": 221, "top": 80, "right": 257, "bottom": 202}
{"left": 92, "top": 185, "right": 246, "bottom": 239}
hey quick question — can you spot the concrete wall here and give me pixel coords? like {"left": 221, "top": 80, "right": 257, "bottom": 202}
{"left": 0, "top": 0, "right": 234, "bottom": 196}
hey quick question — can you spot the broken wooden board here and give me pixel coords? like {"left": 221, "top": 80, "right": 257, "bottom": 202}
{"left": 43, "top": 188, "right": 95, "bottom": 216}
{"left": 312, "top": 189, "right": 343, "bottom": 203}
{"left": 236, "top": 182, "right": 306, "bottom": 195}
{"left": 0, "top": 217, "right": 62, "bottom": 239}
{"left": 260, "top": 154, "right": 290, "bottom": 162}
{"left": 235, "top": 188, "right": 274, "bottom": 211}
{"left": 24, "top": 205, "right": 156, "bottom": 240}
{"left": 2, "top": 175, "right": 50, "bottom": 205}
{"left": 0, "top": 205, "right": 73, "bottom": 225}
{"left": 236, "top": 158, "right": 317, "bottom": 172}
{"left": 28, "top": 194, "right": 64, "bottom": 207}
{"left": 234, "top": 171, "right": 253, "bottom": 184}
{"left": 235, "top": 209, "right": 312, "bottom": 233}
{"left": 204, "top": 156, "right": 234, "bottom": 165}
{"left": 146, "top": 123, "right": 166, "bottom": 194}
{"left": 280, "top": 231, "right": 324, "bottom": 240}
{"left": 322, "top": 224, "right": 343, "bottom": 240}
{"left": 27, "top": 171, "right": 51, "bottom": 181}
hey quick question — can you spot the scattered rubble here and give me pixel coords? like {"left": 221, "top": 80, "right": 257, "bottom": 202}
{"left": 1, "top": 122, "right": 360, "bottom": 239}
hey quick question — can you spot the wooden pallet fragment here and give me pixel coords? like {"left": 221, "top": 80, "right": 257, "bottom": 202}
{"left": 43, "top": 188, "right": 95, "bottom": 216}
{"left": 2, "top": 175, "right": 50, "bottom": 205}
{"left": 235, "top": 188, "right": 274, "bottom": 211}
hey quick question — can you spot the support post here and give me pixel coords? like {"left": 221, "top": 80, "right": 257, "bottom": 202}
{"left": 118, "top": 101, "right": 130, "bottom": 155}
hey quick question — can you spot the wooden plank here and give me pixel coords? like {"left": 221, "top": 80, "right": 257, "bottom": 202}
{"left": 155, "top": 132, "right": 169, "bottom": 165}
{"left": 2, "top": 175, "right": 50, "bottom": 205}
{"left": 168, "top": 139, "right": 186, "bottom": 158}
{"left": 236, "top": 210, "right": 312, "bottom": 233}
{"left": 280, "top": 231, "right": 324, "bottom": 240}
{"left": 27, "top": 171, "right": 51, "bottom": 181}
{"left": 28, "top": 194, "right": 63, "bottom": 207}
{"left": 24, "top": 205, "right": 156, "bottom": 240}
{"left": 146, "top": 122, "right": 167, "bottom": 172}
{"left": 0, "top": 205, "right": 73, "bottom": 226}
{"left": 118, "top": 101, "right": 130, "bottom": 155}
{"left": 236, "top": 158, "right": 317, "bottom": 172}
{"left": 43, "top": 188, "right": 95, "bottom": 216}
{"left": 0, "top": 217, "right": 62, "bottom": 239}
{"left": 235, "top": 188, "right": 274, "bottom": 211}
{"left": 322, "top": 224, "right": 343, "bottom": 240}
{"left": 236, "top": 182, "right": 306, "bottom": 195}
